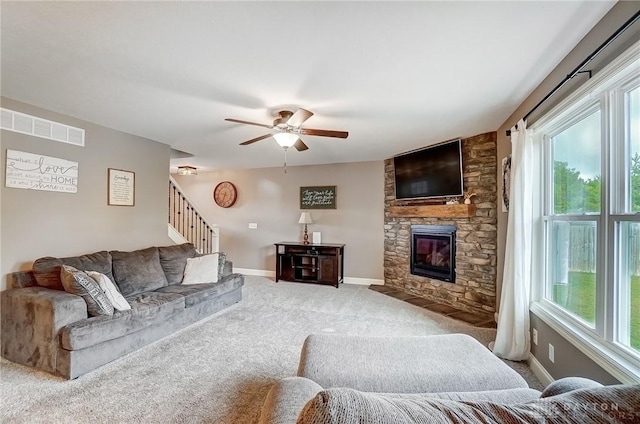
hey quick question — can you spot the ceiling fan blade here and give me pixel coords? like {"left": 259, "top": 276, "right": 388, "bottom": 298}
{"left": 239, "top": 134, "right": 273, "bottom": 145}
{"left": 293, "top": 138, "right": 309, "bottom": 152}
{"left": 225, "top": 118, "right": 273, "bottom": 129}
{"left": 300, "top": 128, "right": 349, "bottom": 139}
{"left": 287, "top": 108, "right": 314, "bottom": 127}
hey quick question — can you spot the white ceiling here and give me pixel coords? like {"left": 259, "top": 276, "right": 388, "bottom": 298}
{"left": 1, "top": 1, "right": 615, "bottom": 171}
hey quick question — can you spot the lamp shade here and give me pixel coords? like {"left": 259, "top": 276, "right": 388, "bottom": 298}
{"left": 298, "top": 212, "right": 314, "bottom": 224}
{"left": 273, "top": 132, "right": 298, "bottom": 148}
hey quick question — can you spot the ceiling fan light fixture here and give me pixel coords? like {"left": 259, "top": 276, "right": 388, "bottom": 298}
{"left": 273, "top": 132, "right": 298, "bottom": 148}
{"left": 177, "top": 166, "right": 198, "bottom": 176}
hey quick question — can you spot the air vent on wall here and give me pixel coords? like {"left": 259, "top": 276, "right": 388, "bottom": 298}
{"left": 0, "top": 108, "right": 85, "bottom": 146}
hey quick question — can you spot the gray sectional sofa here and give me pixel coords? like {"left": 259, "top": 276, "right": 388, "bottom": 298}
{"left": 259, "top": 333, "right": 640, "bottom": 423}
{"left": 1, "top": 243, "right": 244, "bottom": 379}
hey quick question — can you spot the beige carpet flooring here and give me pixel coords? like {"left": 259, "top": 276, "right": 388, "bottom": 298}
{"left": 0, "top": 276, "right": 542, "bottom": 423}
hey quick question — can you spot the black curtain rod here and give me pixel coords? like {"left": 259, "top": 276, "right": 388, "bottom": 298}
{"left": 506, "top": 9, "right": 640, "bottom": 137}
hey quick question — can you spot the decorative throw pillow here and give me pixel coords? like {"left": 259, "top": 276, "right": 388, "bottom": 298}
{"left": 60, "top": 265, "right": 114, "bottom": 317}
{"left": 85, "top": 271, "right": 131, "bottom": 311}
{"left": 182, "top": 253, "right": 220, "bottom": 284}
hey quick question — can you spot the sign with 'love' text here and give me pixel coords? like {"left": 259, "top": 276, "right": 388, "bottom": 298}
{"left": 5, "top": 149, "right": 78, "bottom": 193}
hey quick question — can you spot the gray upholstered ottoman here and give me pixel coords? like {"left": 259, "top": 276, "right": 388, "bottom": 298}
{"left": 297, "top": 333, "right": 529, "bottom": 393}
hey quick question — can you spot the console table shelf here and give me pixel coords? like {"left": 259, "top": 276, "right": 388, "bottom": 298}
{"left": 389, "top": 204, "right": 475, "bottom": 218}
{"left": 275, "top": 242, "right": 345, "bottom": 288}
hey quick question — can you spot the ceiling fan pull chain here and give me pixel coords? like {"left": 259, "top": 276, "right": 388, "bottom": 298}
{"left": 283, "top": 148, "right": 288, "bottom": 173}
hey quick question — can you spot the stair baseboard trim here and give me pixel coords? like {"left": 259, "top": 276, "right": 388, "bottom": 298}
{"left": 528, "top": 353, "right": 554, "bottom": 387}
{"left": 168, "top": 224, "right": 188, "bottom": 244}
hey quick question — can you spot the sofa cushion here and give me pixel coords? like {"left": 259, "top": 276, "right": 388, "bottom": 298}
{"left": 60, "top": 291, "right": 184, "bottom": 350}
{"left": 156, "top": 276, "right": 243, "bottom": 308}
{"left": 158, "top": 243, "right": 198, "bottom": 285}
{"left": 298, "top": 333, "right": 529, "bottom": 393}
{"left": 297, "top": 385, "right": 640, "bottom": 424}
{"left": 110, "top": 247, "right": 168, "bottom": 297}
{"left": 32, "top": 251, "right": 114, "bottom": 291}
{"left": 60, "top": 266, "right": 114, "bottom": 317}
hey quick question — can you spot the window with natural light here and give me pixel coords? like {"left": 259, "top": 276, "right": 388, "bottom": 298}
{"left": 532, "top": 41, "right": 640, "bottom": 382}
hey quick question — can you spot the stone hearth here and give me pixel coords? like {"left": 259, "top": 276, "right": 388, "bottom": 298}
{"left": 383, "top": 132, "right": 497, "bottom": 317}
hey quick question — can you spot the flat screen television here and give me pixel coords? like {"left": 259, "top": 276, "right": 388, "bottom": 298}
{"left": 393, "top": 138, "right": 463, "bottom": 200}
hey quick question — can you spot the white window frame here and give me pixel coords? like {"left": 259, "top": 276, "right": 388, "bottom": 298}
{"left": 530, "top": 40, "right": 640, "bottom": 384}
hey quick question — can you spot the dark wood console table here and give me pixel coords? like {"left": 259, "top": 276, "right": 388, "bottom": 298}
{"left": 274, "top": 242, "right": 345, "bottom": 288}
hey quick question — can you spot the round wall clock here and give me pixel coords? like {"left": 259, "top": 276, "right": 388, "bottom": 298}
{"left": 213, "top": 181, "right": 238, "bottom": 208}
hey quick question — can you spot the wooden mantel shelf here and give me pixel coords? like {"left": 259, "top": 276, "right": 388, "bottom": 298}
{"left": 389, "top": 203, "right": 475, "bottom": 218}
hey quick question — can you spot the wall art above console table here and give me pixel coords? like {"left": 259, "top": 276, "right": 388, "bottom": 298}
{"left": 300, "top": 185, "right": 336, "bottom": 209}
{"left": 274, "top": 242, "right": 344, "bottom": 288}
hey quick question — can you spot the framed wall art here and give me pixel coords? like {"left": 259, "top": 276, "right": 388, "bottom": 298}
{"left": 300, "top": 185, "right": 336, "bottom": 209}
{"left": 501, "top": 155, "right": 511, "bottom": 212}
{"left": 108, "top": 168, "right": 135, "bottom": 206}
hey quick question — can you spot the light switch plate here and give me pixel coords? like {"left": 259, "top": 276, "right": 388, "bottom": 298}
{"left": 248, "top": 223, "right": 258, "bottom": 229}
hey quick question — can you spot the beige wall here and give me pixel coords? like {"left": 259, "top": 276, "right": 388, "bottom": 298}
{"left": 496, "top": 2, "right": 639, "bottom": 382}
{"left": 1, "top": 98, "right": 173, "bottom": 291}
{"left": 173, "top": 161, "right": 384, "bottom": 281}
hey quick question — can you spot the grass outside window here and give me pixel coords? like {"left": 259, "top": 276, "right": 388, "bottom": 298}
{"left": 553, "top": 272, "right": 640, "bottom": 351}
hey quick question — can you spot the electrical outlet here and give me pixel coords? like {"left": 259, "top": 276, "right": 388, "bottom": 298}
{"left": 548, "top": 343, "right": 555, "bottom": 363}
{"left": 532, "top": 328, "right": 538, "bottom": 345}
{"left": 248, "top": 223, "right": 258, "bottom": 229}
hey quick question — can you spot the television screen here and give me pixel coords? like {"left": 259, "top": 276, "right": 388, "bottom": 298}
{"left": 393, "top": 139, "right": 463, "bottom": 199}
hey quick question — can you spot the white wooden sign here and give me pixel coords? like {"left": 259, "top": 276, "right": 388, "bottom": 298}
{"left": 5, "top": 149, "right": 78, "bottom": 193}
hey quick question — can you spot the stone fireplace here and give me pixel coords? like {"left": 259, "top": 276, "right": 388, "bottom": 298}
{"left": 410, "top": 225, "right": 456, "bottom": 283}
{"left": 384, "top": 132, "right": 498, "bottom": 317}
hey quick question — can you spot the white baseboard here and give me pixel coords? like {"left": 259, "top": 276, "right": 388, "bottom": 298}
{"left": 528, "top": 353, "right": 554, "bottom": 386}
{"left": 344, "top": 277, "right": 384, "bottom": 286}
{"left": 234, "top": 268, "right": 276, "bottom": 278}
{"left": 234, "top": 268, "right": 383, "bottom": 286}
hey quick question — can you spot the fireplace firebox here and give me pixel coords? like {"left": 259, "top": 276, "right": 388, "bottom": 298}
{"left": 410, "top": 225, "right": 456, "bottom": 283}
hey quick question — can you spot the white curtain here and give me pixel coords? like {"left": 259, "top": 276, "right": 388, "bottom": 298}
{"left": 492, "top": 119, "right": 533, "bottom": 361}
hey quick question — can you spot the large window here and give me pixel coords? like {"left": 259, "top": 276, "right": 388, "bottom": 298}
{"left": 532, "top": 42, "right": 640, "bottom": 382}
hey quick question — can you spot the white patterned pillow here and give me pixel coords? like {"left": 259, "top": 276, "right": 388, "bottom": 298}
{"left": 60, "top": 265, "right": 114, "bottom": 316}
{"left": 85, "top": 271, "right": 131, "bottom": 311}
{"left": 182, "top": 253, "right": 219, "bottom": 284}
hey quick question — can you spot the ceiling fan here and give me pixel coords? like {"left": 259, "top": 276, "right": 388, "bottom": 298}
{"left": 225, "top": 108, "right": 348, "bottom": 152}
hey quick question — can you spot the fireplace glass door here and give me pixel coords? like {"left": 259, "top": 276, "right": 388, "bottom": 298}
{"left": 410, "top": 225, "right": 456, "bottom": 282}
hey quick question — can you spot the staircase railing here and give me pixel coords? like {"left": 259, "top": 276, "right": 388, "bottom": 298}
{"left": 169, "top": 177, "right": 218, "bottom": 254}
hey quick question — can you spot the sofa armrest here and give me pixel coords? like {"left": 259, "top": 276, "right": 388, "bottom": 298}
{"left": 222, "top": 260, "right": 233, "bottom": 278}
{"left": 258, "top": 377, "right": 323, "bottom": 424}
{"left": 540, "top": 377, "right": 604, "bottom": 398}
{"left": 8, "top": 271, "right": 38, "bottom": 288}
{"left": 1, "top": 287, "right": 87, "bottom": 373}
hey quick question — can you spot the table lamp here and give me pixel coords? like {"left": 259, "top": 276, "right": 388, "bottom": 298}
{"left": 298, "top": 212, "right": 314, "bottom": 245}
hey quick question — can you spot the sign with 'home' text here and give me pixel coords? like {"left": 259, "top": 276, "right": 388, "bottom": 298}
{"left": 5, "top": 149, "right": 78, "bottom": 193}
